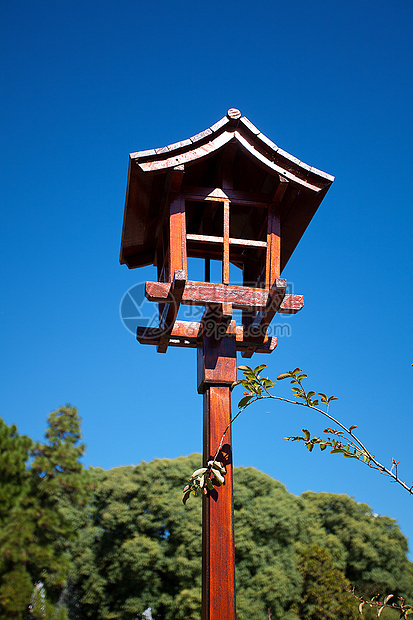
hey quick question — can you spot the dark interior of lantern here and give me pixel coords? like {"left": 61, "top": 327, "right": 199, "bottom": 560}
{"left": 186, "top": 200, "right": 223, "bottom": 237}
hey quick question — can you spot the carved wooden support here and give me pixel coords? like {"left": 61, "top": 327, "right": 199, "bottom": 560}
{"left": 242, "top": 279, "right": 287, "bottom": 358}
{"left": 157, "top": 269, "right": 187, "bottom": 353}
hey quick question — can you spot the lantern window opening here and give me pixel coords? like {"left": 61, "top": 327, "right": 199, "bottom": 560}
{"left": 182, "top": 191, "right": 272, "bottom": 288}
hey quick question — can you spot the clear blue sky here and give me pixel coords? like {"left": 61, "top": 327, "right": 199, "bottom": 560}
{"left": 1, "top": 0, "right": 413, "bottom": 557}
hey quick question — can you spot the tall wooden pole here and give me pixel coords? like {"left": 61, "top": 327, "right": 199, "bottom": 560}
{"left": 198, "top": 321, "right": 237, "bottom": 620}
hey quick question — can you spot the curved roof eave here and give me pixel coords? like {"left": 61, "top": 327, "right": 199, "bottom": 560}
{"left": 129, "top": 111, "right": 334, "bottom": 193}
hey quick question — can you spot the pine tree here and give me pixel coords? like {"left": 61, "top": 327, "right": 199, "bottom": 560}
{"left": 0, "top": 406, "right": 89, "bottom": 617}
{"left": 0, "top": 418, "right": 34, "bottom": 616}
{"left": 30, "top": 405, "right": 90, "bottom": 602}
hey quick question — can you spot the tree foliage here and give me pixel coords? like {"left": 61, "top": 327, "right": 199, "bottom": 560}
{"left": 67, "top": 456, "right": 413, "bottom": 620}
{"left": 0, "top": 406, "right": 87, "bottom": 618}
{"left": 1, "top": 409, "right": 412, "bottom": 619}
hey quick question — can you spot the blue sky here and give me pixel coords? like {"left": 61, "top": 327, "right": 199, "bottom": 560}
{"left": 1, "top": 0, "right": 413, "bottom": 557}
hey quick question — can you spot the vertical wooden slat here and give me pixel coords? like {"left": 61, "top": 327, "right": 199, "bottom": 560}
{"left": 222, "top": 199, "right": 230, "bottom": 284}
{"left": 265, "top": 177, "right": 288, "bottom": 288}
{"left": 265, "top": 203, "right": 281, "bottom": 288}
{"left": 181, "top": 198, "right": 187, "bottom": 274}
{"left": 169, "top": 196, "right": 187, "bottom": 279}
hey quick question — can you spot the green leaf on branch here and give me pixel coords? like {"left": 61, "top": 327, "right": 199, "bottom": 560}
{"left": 238, "top": 395, "right": 253, "bottom": 408}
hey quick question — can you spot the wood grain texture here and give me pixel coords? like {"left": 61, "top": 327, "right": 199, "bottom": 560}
{"left": 199, "top": 332, "right": 237, "bottom": 619}
{"left": 157, "top": 270, "right": 186, "bottom": 353}
{"left": 186, "top": 233, "right": 266, "bottom": 249}
{"left": 223, "top": 199, "right": 230, "bottom": 284}
{"left": 265, "top": 203, "right": 281, "bottom": 288}
{"left": 202, "top": 386, "right": 236, "bottom": 620}
{"left": 136, "top": 321, "right": 277, "bottom": 353}
{"left": 145, "top": 280, "right": 303, "bottom": 313}
{"left": 169, "top": 197, "right": 187, "bottom": 277}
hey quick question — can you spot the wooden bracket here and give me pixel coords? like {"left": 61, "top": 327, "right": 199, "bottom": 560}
{"left": 137, "top": 320, "right": 277, "bottom": 355}
{"left": 242, "top": 279, "right": 287, "bottom": 358}
{"left": 157, "top": 269, "right": 187, "bottom": 353}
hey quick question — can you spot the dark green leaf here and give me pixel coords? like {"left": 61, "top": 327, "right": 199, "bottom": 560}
{"left": 238, "top": 395, "right": 253, "bottom": 408}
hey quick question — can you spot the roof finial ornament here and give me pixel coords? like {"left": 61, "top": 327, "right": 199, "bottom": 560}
{"left": 227, "top": 108, "right": 241, "bottom": 120}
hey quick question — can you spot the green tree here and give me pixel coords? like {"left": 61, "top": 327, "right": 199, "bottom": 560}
{"left": 302, "top": 493, "right": 413, "bottom": 601}
{"left": 69, "top": 455, "right": 202, "bottom": 620}
{"left": 291, "top": 545, "right": 359, "bottom": 619}
{"left": 68, "top": 456, "right": 413, "bottom": 619}
{"left": 0, "top": 418, "right": 34, "bottom": 616}
{"left": 30, "top": 405, "right": 89, "bottom": 602}
{"left": 0, "top": 407, "right": 88, "bottom": 618}
{"left": 0, "top": 418, "right": 32, "bottom": 522}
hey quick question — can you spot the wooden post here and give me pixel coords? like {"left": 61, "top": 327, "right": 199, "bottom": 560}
{"left": 198, "top": 316, "right": 237, "bottom": 620}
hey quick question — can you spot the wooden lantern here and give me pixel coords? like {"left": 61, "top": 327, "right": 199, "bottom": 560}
{"left": 120, "top": 108, "right": 334, "bottom": 620}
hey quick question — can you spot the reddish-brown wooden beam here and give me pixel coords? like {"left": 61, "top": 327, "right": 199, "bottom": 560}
{"left": 146, "top": 280, "right": 267, "bottom": 309}
{"left": 157, "top": 269, "right": 187, "bottom": 354}
{"left": 186, "top": 233, "right": 266, "bottom": 249}
{"left": 279, "top": 295, "right": 304, "bottom": 313}
{"left": 182, "top": 186, "right": 271, "bottom": 208}
{"left": 187, "top": 233, "right": 223, "bottom": 245}
{"left": 199, "top": 341, "right": 236, "bottom": 619}
{"left": 136, "top": 321, "right": 278, "bottom": 353}
{"left": 265, "top": 177, "right": 288, "bottom": 288}
{"left": 169, "top": 195, "right": 187, "bottom": 278}
{"left": 223, "top": 199, "right": 230, "bottom": 284}
{"left": 145, "top": 280, "right": 304, "bottom": 313}
{"left": 155, "top": 166, "right": 185, "bottom": 241}
{"left": 138, "top": 131, "right": 233, "bottom": 171}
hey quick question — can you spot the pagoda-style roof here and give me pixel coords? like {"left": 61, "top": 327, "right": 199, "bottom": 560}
{"left": 120, "top": 108, "right": 334, "bottom": 272}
